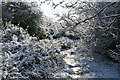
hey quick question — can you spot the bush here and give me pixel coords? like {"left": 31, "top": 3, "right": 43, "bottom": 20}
{"left": 0, "top": 23, "right": 65, "bottom": 79}
{"left": 2, "top": 2, "right": 46, "bottom": 39}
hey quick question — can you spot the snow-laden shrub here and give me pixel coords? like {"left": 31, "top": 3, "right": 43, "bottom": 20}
{"left": 2, "top": 2, "right": 46, "bottom": 39}
{"left": 0, "top": 23, "right": 65, "bottom": 79}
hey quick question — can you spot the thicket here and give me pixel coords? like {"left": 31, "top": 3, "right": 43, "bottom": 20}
{"left": 2, "top": 2, "right": 46, "bottom": 39}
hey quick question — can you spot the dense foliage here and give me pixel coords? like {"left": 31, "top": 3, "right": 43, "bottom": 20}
{"left": 2, "top": 2, "right": 46, "bottom": 39}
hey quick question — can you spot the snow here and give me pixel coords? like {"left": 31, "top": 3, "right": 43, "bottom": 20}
{"left": 57, "top": 47, "right": 118, "bottom": 78}
{"left": 0, "top": 21, "right": 119, "bottom": 79}
{"left": 0, "top": 1, "right": 119, "bottom": 79}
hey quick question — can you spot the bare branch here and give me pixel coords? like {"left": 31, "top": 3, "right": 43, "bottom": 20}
{"left": 73, "top": 2, "right": 116, "bottom": 27}
{"left": 101, "top": 14, "right": 120, "bottom": 19}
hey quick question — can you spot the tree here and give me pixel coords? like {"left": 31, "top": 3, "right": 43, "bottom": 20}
{"left": 48, "top": 1, "right": 120, "bottom": 62}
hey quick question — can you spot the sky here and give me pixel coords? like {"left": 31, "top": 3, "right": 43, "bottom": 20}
{"left": 39, "top": 0, "right": 66, "bottom": 19}
{"left": 38, "top": 0, "right": 77, "bottom": 19}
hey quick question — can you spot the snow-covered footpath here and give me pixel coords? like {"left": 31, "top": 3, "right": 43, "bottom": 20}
{"left": 0, "top": 23, "right": 119, "bottom": 79}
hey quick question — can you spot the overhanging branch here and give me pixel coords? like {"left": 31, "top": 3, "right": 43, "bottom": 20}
{"left": 73, "top": 2, "right": 116, "bottom": 27}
